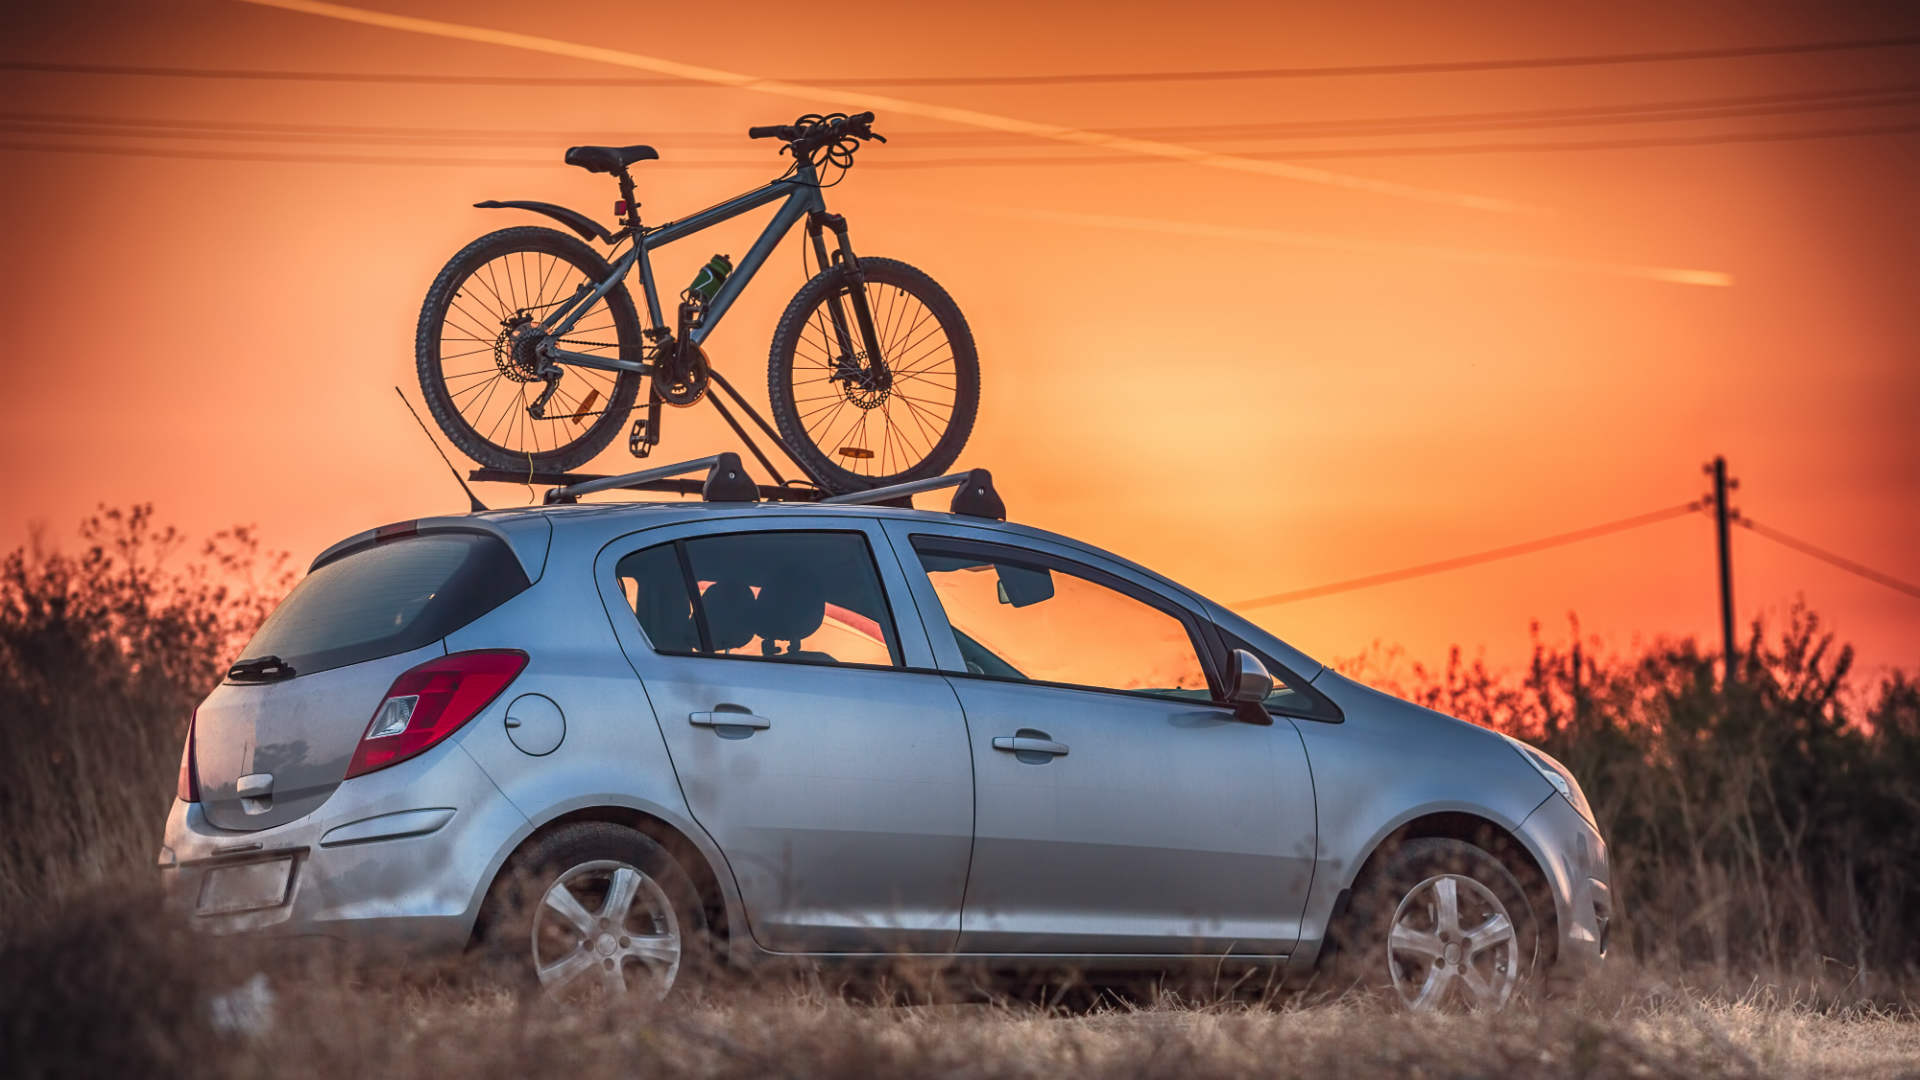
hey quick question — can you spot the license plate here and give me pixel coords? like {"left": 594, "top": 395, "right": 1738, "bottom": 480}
{"left": 197, "top": 858, "right": 293, "bottom": 915}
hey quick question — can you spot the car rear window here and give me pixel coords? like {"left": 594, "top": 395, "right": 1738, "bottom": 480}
{"left": 234, "top": 532, "right": 529, "bottom": 678}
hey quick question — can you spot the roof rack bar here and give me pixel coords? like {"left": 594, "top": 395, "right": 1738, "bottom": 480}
{"left": 819, "top": 468, "right": 1005, "bottom": 520}
{"left": 543, "top": 452, "right": 758, "bottom": 505}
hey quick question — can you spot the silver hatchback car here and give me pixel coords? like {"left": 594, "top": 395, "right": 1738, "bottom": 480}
{"left": 159, "top": 461, "right": 1611, "bottom": 1010}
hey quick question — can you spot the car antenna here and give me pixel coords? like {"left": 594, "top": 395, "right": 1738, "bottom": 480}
{"left": 393, "top": 386, "right": 489, "bottom": 513}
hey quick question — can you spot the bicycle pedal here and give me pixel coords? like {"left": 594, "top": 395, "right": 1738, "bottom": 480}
{"left": 628, "top": 419, "right": 655, "bottom": 458}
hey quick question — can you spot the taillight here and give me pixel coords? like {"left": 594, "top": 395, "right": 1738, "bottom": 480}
{"left": 176, "top": 709, "right": 200, "bottom": 803}
{"left": 345, "top": 650, "right": 527, "bottom": 779}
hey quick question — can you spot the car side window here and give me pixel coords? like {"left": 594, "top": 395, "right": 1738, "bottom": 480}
{"left": 909, "top": 538, "right": 1211, "bottom": 701}
{"left": 615, "top": 531, "right": 901, "bottom": 668}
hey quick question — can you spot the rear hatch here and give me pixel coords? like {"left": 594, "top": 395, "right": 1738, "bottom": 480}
{"left": 195, "top": 529, "right": 529, "bottom": 832}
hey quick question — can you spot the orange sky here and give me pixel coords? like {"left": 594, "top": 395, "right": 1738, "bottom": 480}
{"left": 2, "top": 0, "right": 1915, "bottom": 678}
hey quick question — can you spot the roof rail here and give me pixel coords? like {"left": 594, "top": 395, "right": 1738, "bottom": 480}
{"left": 819, "top": 469, "right": 1005, "bottom": 520}
{"left": 544, "top": 453, "right": 758, "bottom": 505}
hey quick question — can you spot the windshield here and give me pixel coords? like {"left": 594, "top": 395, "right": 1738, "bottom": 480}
{"left": 235, "top": 532, "right": 528, "bottom": 678}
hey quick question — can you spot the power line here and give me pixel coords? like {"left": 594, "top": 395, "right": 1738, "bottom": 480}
{"left": 864, "top": 120, "right": 1920, "bottom": 167}
{"left": 1738, "top": 517, "right": 1920, "bottom": 600}
{"left": 8, "top": 117, "right": 1916, "bottom": 170}
{"left": 1067, "top": 85, "right": 1920, "bottom": 141}
{"left": 0, "top": 140, "right": 553, "bottom": 168}
{"left": 6, "top": 84, "right": 1916, "bottom": 149}
{"left": 1229, "top": 502, "right": 1704, "bottom": 610}
{"left": 4, "top": 35, "right": 1918, "bottom": 87}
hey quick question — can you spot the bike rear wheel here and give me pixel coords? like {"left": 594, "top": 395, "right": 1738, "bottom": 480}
{"left": 416, "top": 226, "right": 643, "bottom": 474}
{"left": 767, "top": 257, "right": 980, "bottom": 492}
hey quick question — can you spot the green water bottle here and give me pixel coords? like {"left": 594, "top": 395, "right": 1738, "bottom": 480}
{"left": 687, "top": 253, "right": 733, "bottom": 304}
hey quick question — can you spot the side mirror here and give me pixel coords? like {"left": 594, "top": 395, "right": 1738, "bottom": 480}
{"left": 994, "top": 563, "right": 1054, "bottom": 608}
{"left": 1226, "top": 649, "right": 1275, "bottom": 726}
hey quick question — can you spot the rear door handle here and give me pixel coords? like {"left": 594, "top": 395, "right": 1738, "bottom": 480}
{"left": 992, "top": 735, "right": 1069, "bottom": 757}
{"left": 690, "top": 710, "right": 771, "bottom": 730}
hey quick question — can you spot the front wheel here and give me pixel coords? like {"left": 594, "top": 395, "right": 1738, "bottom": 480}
{"left": 767, "top": 257, "right": 980, "bottom": 492}
{"left": 1322, "top": 837, "right": 1541, "bottom": 1012}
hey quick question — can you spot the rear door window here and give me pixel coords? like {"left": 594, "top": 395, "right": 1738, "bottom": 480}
{"left": 614, "top": 531, "right": 901, "bottom": 669}
{"left": 235, "top": 532, "right": 528, "bottom": 678}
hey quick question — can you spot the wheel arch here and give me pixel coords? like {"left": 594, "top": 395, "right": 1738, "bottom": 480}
{"left": 471, "top": 801, "right": 742, "bottom": 966}
{"left": 1340, "top": 810, "right": 1559, "bottom": 969}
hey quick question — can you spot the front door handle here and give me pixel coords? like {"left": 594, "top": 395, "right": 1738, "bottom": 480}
{"left": 992, "top": 731, "right": 1069, "bottom": 759}
{"left": 690, "top": 709, "right": 771, "bottom": 730}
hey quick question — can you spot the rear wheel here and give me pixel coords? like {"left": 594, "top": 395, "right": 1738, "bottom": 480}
{"left": 475, "top": 822, "right": 707, "bottom": 1000}
{"left": 416, "top": 226, "right": 643, "bottom": 473}
{"left": 767, "top": 257, "right": 980, "bottom": 492}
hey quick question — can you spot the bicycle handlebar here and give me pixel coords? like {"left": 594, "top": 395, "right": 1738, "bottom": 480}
{"left": 747, "top": 111, "right": 882, "bottom": 154}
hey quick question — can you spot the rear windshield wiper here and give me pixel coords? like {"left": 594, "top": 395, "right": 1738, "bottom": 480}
{"left": 227, "top": 655, "right": 297, "bottom": 682}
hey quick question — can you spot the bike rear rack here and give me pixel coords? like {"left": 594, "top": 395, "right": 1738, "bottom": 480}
{"left": 533, "top": 457, "right": 1003, "bottom": 520}
{"left": 820, "top": 469, "right": 1005, "bottom": 520}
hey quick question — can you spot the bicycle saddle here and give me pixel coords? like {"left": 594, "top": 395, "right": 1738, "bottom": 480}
{"left": 563, "top": 144, "right": 659, "bottom": 175}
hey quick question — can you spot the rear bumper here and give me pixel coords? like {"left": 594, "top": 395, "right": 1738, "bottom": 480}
{"left": 1515, "top": 792, "right": 1613, "bottom": 979}
{"left": 157, "top": 742, "right": 528, "bottom": 950}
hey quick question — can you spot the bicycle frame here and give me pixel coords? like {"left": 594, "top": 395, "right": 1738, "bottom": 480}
{"left": 536, "top": 159, "right": 841, "bottom": 375}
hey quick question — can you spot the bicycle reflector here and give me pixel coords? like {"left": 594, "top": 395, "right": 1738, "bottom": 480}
{"left": 345, "top": 651, "right": 528, "bottom": 778}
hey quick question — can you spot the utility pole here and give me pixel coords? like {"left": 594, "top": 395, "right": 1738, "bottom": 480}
{"left": 1703, "top": 456, "right": 1739, "bottom": 682}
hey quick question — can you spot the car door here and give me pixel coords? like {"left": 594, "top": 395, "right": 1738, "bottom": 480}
{"left": 880, "top": 520, "right": 1318, "bottom": 957}
{"left": 595, "top": 516, "right": 973, "bottom": 954}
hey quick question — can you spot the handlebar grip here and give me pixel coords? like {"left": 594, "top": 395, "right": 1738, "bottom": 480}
{"left": 848, "top": 111, "right": 875, "bottom": 125}
{"left": 748, "top": 124, "right": 795, "bottom": 140}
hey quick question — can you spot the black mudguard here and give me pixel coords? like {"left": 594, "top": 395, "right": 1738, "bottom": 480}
{"left": 473, "top": 200, "right": 614, "bottom": 245}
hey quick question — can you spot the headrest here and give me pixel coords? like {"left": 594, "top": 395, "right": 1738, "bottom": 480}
{"left": 700, "top": 581, "right": 757, "bottom": 651}
{"left": 754, "top": 577, "right": 827, "bottom": 645}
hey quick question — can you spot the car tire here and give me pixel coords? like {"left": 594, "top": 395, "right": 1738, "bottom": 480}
{"left": 474, "top": 822, "right": 709, "bottom": 999}
{"left": 1322, "top": 837, "right": 1541, "bottom": 1011}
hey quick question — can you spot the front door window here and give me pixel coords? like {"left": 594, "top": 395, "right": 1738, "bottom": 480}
{"left": 911, "top": 541, "right": 1210, "bottom": 700}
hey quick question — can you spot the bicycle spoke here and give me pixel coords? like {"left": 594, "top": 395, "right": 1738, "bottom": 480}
{"left": 452, "top": 374, "right": 498, "bottom": 407}
{"left": 532, "top": 253, "right": 560, "bottom": 311}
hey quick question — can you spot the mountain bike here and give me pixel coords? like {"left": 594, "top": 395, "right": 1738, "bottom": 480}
{"left": 416, "top": 111, "right": 980, "bottom": 493}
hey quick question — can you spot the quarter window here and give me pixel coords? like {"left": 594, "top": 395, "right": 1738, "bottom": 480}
{"left": 615, "top": 531, "right": 900, "bottom": 668}
{"left": 910, "top": 540, "right": 1210, "bottom": 700}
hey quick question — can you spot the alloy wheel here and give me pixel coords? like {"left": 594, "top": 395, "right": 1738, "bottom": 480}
{"left": 1385, "top": 873, "right": 1521, "bottom": 1011}
{"left": 530, "top": 858, "right": 682, "bottom": 998}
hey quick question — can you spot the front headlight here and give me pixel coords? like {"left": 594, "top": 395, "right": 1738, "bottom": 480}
{"left": 1500, "top": 733, "right": 1596, "bottom": 827}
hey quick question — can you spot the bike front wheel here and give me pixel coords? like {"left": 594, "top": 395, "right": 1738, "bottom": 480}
{"left": 415, "top": 226, "right": 643, "bottom": 474}
{"left": 767, "top": 257, "right": 980, "bottom": 492}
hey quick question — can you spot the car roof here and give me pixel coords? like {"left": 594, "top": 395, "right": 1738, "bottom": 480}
{"left": 314, "top": 496, "right": 1327, "bottom": 682}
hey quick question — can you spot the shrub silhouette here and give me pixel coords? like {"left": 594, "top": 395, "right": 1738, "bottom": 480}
{"left": 1342, "top": 611, "right": 1919, "bottom": 984}
{"left": 0, "top": 505, "right": 289, "bottom": 926}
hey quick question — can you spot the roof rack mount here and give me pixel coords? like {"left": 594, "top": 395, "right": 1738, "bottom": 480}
{"left": 542, "top": 453, "right": 761, "bottom": 505}
{"left": 820, "top": 469, "right": 1005, "bottom": 520}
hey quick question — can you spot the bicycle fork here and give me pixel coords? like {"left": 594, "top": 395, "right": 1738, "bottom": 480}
{"left": 807, "top": 211, "right": 890, "bottom": 393}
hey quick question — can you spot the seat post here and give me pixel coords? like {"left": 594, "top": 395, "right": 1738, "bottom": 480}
{"left": 616, "top": 169, "right": 641, "bottom": 229}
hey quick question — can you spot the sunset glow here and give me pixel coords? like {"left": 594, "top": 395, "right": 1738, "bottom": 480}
{"left": 2, "top": 0, "right": 1913, "bottom": 677}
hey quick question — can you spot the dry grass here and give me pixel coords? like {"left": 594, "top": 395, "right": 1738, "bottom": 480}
{"left": 4, "top": 899, "right": 1917, "bottom": 1080}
